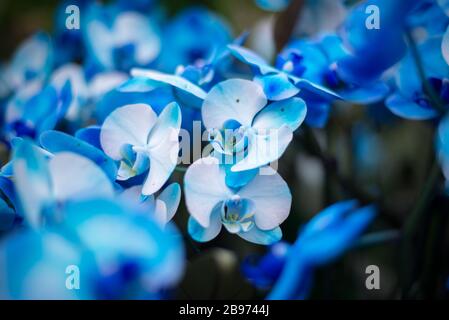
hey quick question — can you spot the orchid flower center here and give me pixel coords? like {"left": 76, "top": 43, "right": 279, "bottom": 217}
{"left": 221, "top": 195, "right": 255, "bottom": 234}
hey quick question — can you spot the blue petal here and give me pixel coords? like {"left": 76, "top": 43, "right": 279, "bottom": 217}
{"left": 188, "top": 212, "right": 222, "bottom": 243}
{"left": 238, "top": 226, "right": 282, "bottom": 245}
{"left": 228, "top": 44, "right": 278, "bottom": 75}
{"left": 255, "top": 74, "right": 300, "bottom": 101}
{"left": 12, "top": 139, "right": 53, "bottom": 228}
{"left": 339, "top": 81, "right": 390, "bottom": 104}
{"left": 75, "top": 126, "right": 102, "bottom": 150}
{"left": 253, "top": 97, "right": 307, "bottom": 131}
{"left": 40, "top": 130, "right": 118, "bottom": 182}
{"left": 386, "top": 93, "right": 438, "bottom": 120}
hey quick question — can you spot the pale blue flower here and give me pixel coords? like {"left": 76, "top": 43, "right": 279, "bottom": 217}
{"left": 184, "top": 156, "right": 291, "bottom": 245}
{"left": 100, "top": 102, "right": 181, "bottom": 195}
{"left": 0, "top": 198, "right": 185, "bottom": 299}
{"left": 268, "top": 200, "right": 376, "bottom": 299}
{"left": 387, "top": 36, "right": 449, "bottom": 119}
{"left": 83, "top": 3, "right": 160, "bottom": 72}
{"left": 12, "top": 139, "right": 114, "bottom": 228}
{"left": 202, "top": 79, "right": 306, "bottom": 172}
{"left": 0, "top": 32, "right": 53, "bottom": 98}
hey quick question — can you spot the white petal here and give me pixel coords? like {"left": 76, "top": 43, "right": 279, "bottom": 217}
{"left": 114, "top": 12, "right": 160, "bottom": 65}
{"left": 231, "top": 125, "right": 293, "bottom": 172}
{"left": 100, "top": 104, "right": 157, "bottom": 160}
{"left": 142, "top": 103, "right": 182, "bottom": 195}
{"left": 131, "top": 68, "right": 207, "bottom": 100}
{"left": 184, "top": 157, "right": 232, "bottom": 227}
{"left": 202, "top": 79, "right": 267, "bottom": 129}
{"left": 239, "top": 167, "right": 291, "bottom": 230}
{"left": 13, "top": 141, "right": 53, "bottom": 228}
{"left": 49, "top": 152, "right": 114, "bottom": 202}
{"left": 157, "top": 183, "right": 181, "bottom": 222}
{"left": 237, "top": 226, "right": 282, "bottom": 245}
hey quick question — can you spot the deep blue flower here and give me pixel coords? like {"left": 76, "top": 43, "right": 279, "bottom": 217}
{"left": 387, "top": 36, "right": 449, "bottom": 120}
{"left": 157, "top": 7, "right": 232, "bottom": 72}
{"left": 82, "top": 3, "right": 160, "bottom": 73}
{"left": 266, "top": 200, "right": 376, "bottom": 299}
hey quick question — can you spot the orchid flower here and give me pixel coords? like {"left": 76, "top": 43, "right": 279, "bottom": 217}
{"left": 100, "top": 102, "right": 181, "bottom": 195}
{"left": 184, "top": 156, "right": 291, "bottom": 245}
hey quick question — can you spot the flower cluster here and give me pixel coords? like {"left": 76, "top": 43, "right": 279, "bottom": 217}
{"left": 0, "top": 0, "right": 448, "bottom": 300}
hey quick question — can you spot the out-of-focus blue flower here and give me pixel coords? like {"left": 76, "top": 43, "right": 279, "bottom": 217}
{"left": 267, "top": 200, "right": 376, "bottom": 299}
{"left": 278, "top": 34, "right": 389, "bottom": 127}
{"left": 100, "top": 103, "right": 181, "bottom": 195}
{"left": 184, "top": 156, "right": 291, "bottom": 245}
{"left": 4, "top": 79, "right": 72, "bottom": 141}
{"left": 387, "top": 36, "right": 449, "bottom": 120}
{"left": 228, "top": 44, "right": 339, "bottom": 128}
{"left": 202, "top": 79, "right": 306, "bottom": 171}
{"left": 407, "top": 0, "right": 448, "bottom": 37}
{"left": 53, "top": 0, "right": 91, "bottom": 66}
{"left": 12, "top": 139, "right": 114, "bottom": 228}
{"left": 82, "top": 3, "right": 160, "bottom": 73}
{"left": 242, "top": 241, "right": 289, "bottom": 288}
{"left": 340, "top": 0, "right": 423, "bottom": 84}
{"left": 157, "top": 7, "right": 232, "bottom": 72}
{"left": 0, "top": 32, "right": 53, "bottom": 98}
{"left": 0, "top": 198, "right": 185, "bottom": 299}
{"left": 255, "top": 0, "right": 290, "bottom": 12}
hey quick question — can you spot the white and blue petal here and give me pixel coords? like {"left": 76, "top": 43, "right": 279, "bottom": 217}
{"left": 188, "top": 209, "right": 222, "bottom": 242}
{"left": 142, "top": 102, "right": 182, "bottom": 195}
{"left": 227, "top": 45, "right": 277, "bottom": 75}
{"left": 238, "top": 167, "right": 291, "bottom": 230}
{"left": 255, "top": 74, "right": 300, "bottom": 101}
{"left": 12, "top": 140, "right": 53, "bottom": 228}
{"left": 231, "top": 125, "right": 293, "bottom": 172}
{"left": 252, "top": 97, "right": 307, "bottom": 131}
{"left": 202, "top": 79, "right": 267, "bottom": 129}
{"left": 238, "top": 226, "right": 282, "bottom": 245}
{"left": 48, "top": 152, "right": 114, "bottom": 202}
{"left": 184, "top": 157, "right": 232, "bottom": 228}
{"left": 100, "top": 103, "right": 158, "bottom": 160}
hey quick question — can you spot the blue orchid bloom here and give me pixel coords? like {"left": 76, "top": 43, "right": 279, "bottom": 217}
{"left": 278, "top": 34, "right": 390, "bottom": 127}
{"left": 3, "top": 79, "right": 72, "bottom": 142}
{"left": 339, "top": 0, "right": 423, "bottom": 85}
{"left": 387, "top": 36, "right": 449, "bottom": 120}
{"left": 12, "top": 139, "right": 114, "bottom": 228}
{"left": 100, "top": 102, "right": 181, "bottom": 195}
{"left": 82, "top": 3, "right": 160, "bottom": 72}
{"left": 202, "top": 78, "right": 306, "bottom": 172}
{"left": 184, "top": 156, "right": 291, "bottom": 245}
{"left": 0, "top": 198, "right": 185, "bottom": 299}
{"left": 267, "top": 200, "right": 376, "bottom": 299}
{"left": 227, "top": 44, "right": 340, "bottom": 128}
{"left": 157, "top": 7, "right": 232, "bottom": 72}
{"left": 0, "top": 32, "right": 53, "bottom": 99}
